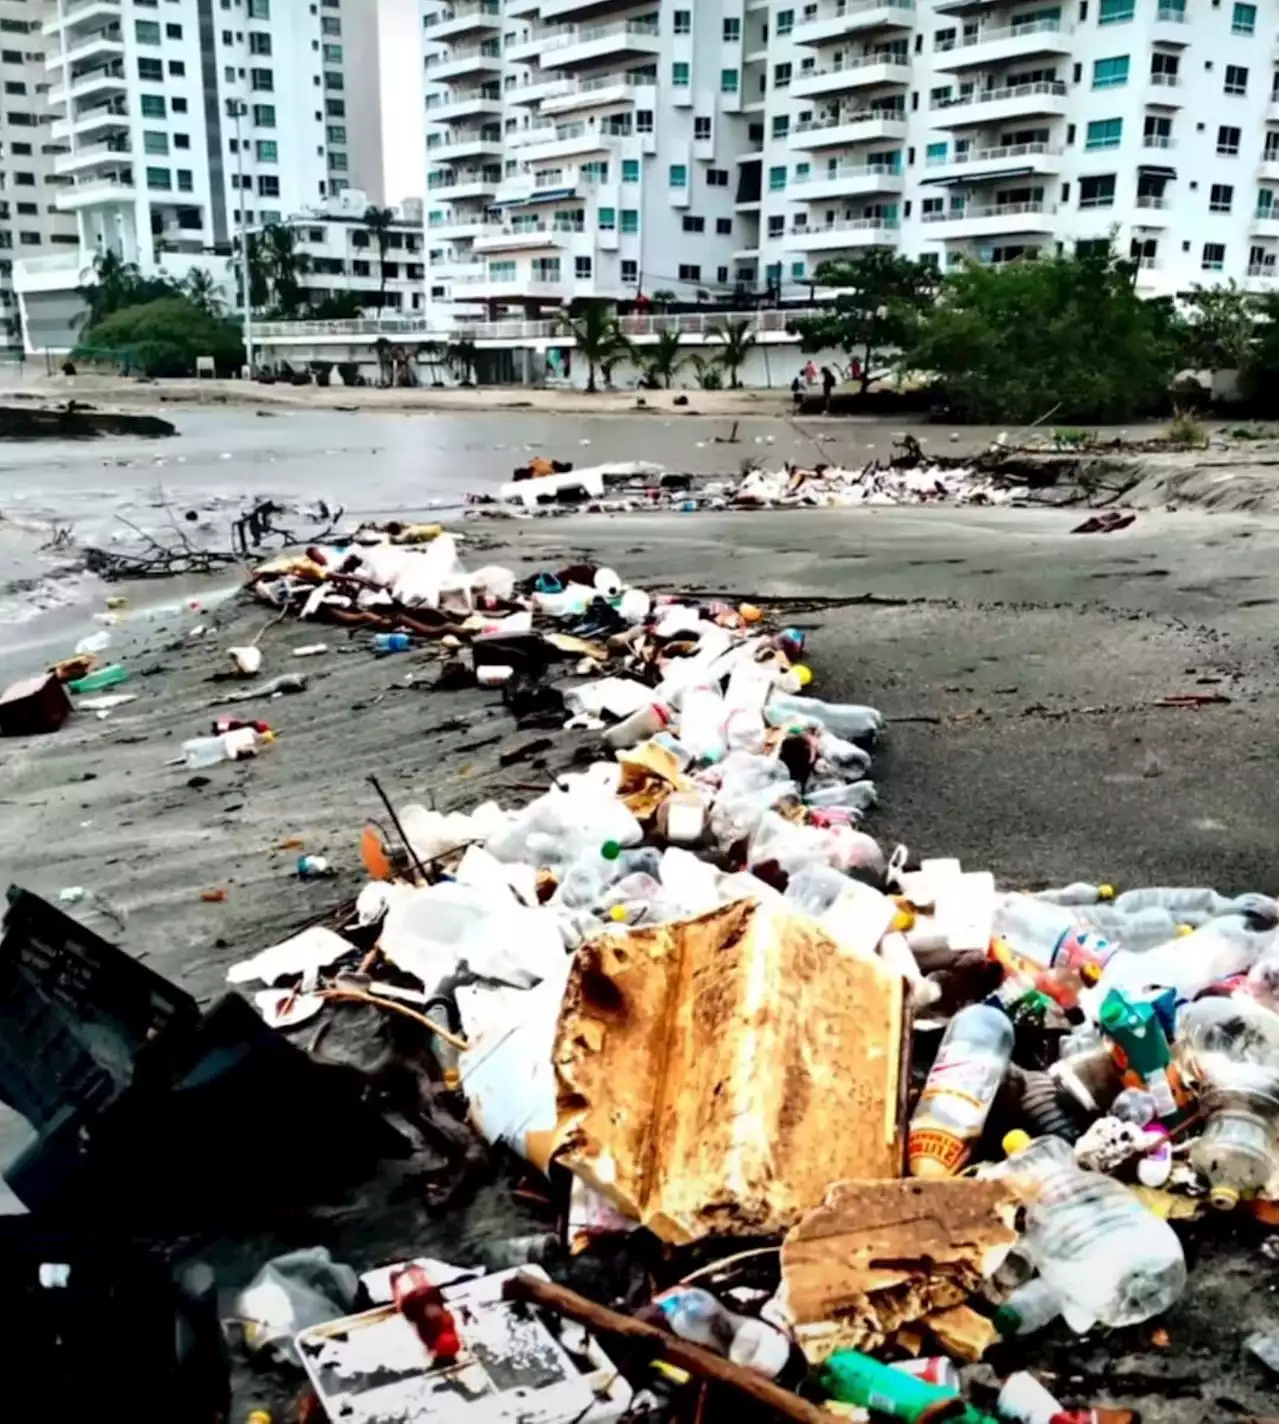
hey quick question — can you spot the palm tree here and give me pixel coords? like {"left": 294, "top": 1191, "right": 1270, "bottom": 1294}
{"left": 373, "top": 336, "right": 393, "bottom": 387}
{"left": 362, "top": 205, "right": 396, "bottom": 312}
{"left": 260, "top": 222, "right": 311, "bottom": 316}
{"left": 645, "top": 327, "right": 686, "bottom": 389}
{"left": 651, "top": 288, "right": 676, "bottom": 313}
{"left": 689, "top": 353, "right": 723, "bottom": 390}
{"left": 415, "top": 340, "right": 447, "bottom": 384}
{"left": 76, "top": 249, "right": 143, "bottom": 327}
{"left": 707, "top": 317, "right": 757, "bottom": 389}
{"left": 445, "top": 335, "right": 478, "bottom": 384}
{"left": 555, "top": 299, "right": 626, "bottom": 394}
{"left": 182, "top": 267, "right": 223, "bottom": 316}
{"left": 228, "top": 231, "right": 271, "bottom": 310}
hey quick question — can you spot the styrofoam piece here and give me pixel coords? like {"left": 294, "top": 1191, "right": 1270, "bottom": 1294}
{"left": 227, "top": 924, "right": 354, "bottom": 986}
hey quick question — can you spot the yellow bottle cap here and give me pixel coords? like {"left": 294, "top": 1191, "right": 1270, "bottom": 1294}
{"left": 890, "top": 906, "right": 916, "bottom": 932}
{"left": 1174, "top": 923, "right": 1194, "bottom": 937}
{"left": 1003, "top": 1130, "right": 1033, "bottom": 1157}
{"left": 793, "top": 664, "right": 813, "bottom": 686}
{"left": 247, "top": 1412, "right": 273, "bottom": 1424}
{"left": 260, "top": 729, "right": 276, "bottom": 744}
{"left": 1098, "top": 884, "right": 1116, "bottom": 900}
{"left": 608, "top": 904, "right": 628, "bottom": 922}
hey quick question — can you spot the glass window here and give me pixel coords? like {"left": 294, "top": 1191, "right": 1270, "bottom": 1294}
{"left": 672, "top": 61, "right": 689, "bottom": 87}
{"left": 1216, "top": 125, "right": 1240, "bottom": 156}
{"left": 258, "top": 174, "right": 280, "bottom": 196}
{"left": 326, "top": 125, "right": 346, "bottom": 144}
{"left": 622, "top": 158, "right": 639, "bottom": 182}
{"left": 138, "top": 57, "right": 163, "bottom": 80}
{"left": 1201, "top": 242, "right": 1225, "bottom": 271}
{"left": 249, "top": 31, "right": 272, "bottom": 55}
{"left": 598, "top": 206, "right": 615, "bottom": 230}
{"left": 720, "top": 68, "right": 738, "bottom": 93}
{"left": 256, "top": 139, "right": 277, "bottom": 162}
{"left": 1078, "top": 173, "right": 1116, "bottom": 207}
{"left": 768, "top": 164, "right": 786, "bottom": 190}
{"left": 678, "top": 263, "right": 700, "bottom": 280}
{"left": 251, "top": 68, "right": 273, "bottom": 91}
{"left": 143, "top": 130, "right": 169, "bottom": 154}
{"left": 325, "top": 98, "right": 345, "bottom": 117}
{"left": 1209, "top": 183, "right": 1233, "bottom": 212}
{"left": 669, "top": 163, "right": 687, "bottom": 187}
{"left": 620, "top": 209, "right": 639, "bottom": 233}
{"left": 621, "top": 259, "right": 638, "bottom": 282}
{"left": 776, "top": 9, "right": 793, "bottom": 35}
{"left": 575, "top": 255, "right": 592, "bottom": 279}
{"left": 1084, "top": 117, "right": 1122, "bottom": 150}
{"left": 636, "top": 109, "right": 653, "bottom": 133}
{"left": 716, "top": 217, "right": 732, "bottom": 234}
{"left": 791, "top": 261, "right": 805, "bottom": 280}
{"left": 324, "top": 71, "right": 344, "bottom": 90}
{"left": 1098, "top": 0, "right": 1133, "bottom": 23}
{"left": 167, "top": 60, "right": 184, "bottom": 76}
{"left": 1224, "top": 65, "right": 1248, "bottom": 95}
{"left": 253, "top": 103, "right": 275, "bottom": 126}
{"left": 172, "top": 97, "right": 188, "bottom": 113}
{"left": 681, "top": 215, "right": 704, "bottom": 232}
{"left": 140, "top": 93, "right": 165, "bottom": 118}
{"left": 135, "top": 19, "right": 160, "bottom": 43}
{"left": 1091, "top": 54, "right": 1129, "bottom": 87}
{"left": 174, "top": 133, "right": 190, "bottom": 149}
{"left": 177, "top": 170, "right": 193, "bottom": 192}
{"left": 673, "top": 9, "right": 690, "bottom": 33}
{"left": 694, "top": 116, "right": 711, "bottom": 139}
{"left": 248, "top": 0, "right": 270, "bottom": 16}
{"left": 706, "top": 168, "right": 728, "bottom": 186}
{"left": 926, "top": 141, "right": 947, "bottom": 164}
{"left": 723, "top": 17, "right": 740, "bottom": 40}
{"left": 145, "top": 166, "right": 171, "bottom": 190}
{"left": 773, "top": 61, "right": 791, "bottom": 87}
{"left": 321, "top": 16, "right": 341, "bottom": 35}
{"left": 1231, "top": 2, "right": 1256, "bottom": 34}
{"left": 323, "top": 43, "right": 342, "bottom": 62}
{"left": 771, "top": 114, "right": 789, "bottom": 137}
{"left": 165, "top": 22, "right": 182, "bottom": 38}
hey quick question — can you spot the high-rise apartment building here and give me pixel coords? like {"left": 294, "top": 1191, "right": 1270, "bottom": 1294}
{"left": 422, "top": 0, "right": 1279, "bottom": 321}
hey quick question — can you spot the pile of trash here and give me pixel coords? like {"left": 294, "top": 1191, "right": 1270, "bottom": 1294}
{"left": 729, "top": 458, "right": 1028, "bottom": 509}
{"left": 2, "top": 533, "right": 1276, "bottom": 1424}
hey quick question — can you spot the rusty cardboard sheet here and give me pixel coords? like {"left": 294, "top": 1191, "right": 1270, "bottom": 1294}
{"left": 552, "top": 898, "right": 909, "bottom": 1243}
{"left": 780, "top": 1177, "right": 1018, "bottom": 1361}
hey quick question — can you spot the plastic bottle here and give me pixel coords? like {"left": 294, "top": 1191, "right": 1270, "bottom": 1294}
{"left": 553, "top": 839, "right": 624, "bottom": 908}
{"left": 653, "top": 1287, "right": 790, "bottom": 1379}
{"left": 762, "top": 692, "right": 883, "bottom": 744}
{"left": 818, "top": 1349, "right": 971, "bottom": 1421}
{"left": 182, "top": 727, "right": 270, "bottom": 768}
{"left": 1075, "top": 903, "right": 1181, "bottom": 953}
{"left": 1036, "top": 883, "right": 1115, "bottom": 907}
{"left": 373, "top": 631, "right": 411, "bottom": 653}
{"left": 1095, "top": 918, "right": 1277, "bottom": 1007}
{"left": 67, "top": 664, "right": 128, "bottom": 694}
{"left": 677, "top": 683, "right": 728, "bottom": 763}
{"left": 998, "top": 1371, "right": 1064, "bottom": 1424}
{"left": 603, "top": 702, "right": 670, "bottom": 750}
{"left": 74, "top": 628, "right": 113, "bottom": 656}
{"left": 1110, "top": 886, "right": 1238, "bottom": 924}
{"left": 1111, "top": 1087, "right": 1158, "bottom": 1126}
{"left": 1176, "top": 997, "right": 1279, "bottom": 1209}
{"left": 908, "top": 1003, "right": 1015, "bottom": 1177}
{"left": 814, "top": 728, "right": 873, "bottom": 777}
{"left": 992, "top": 1132, "right": 1187, "bottom": 1331}
{"left": 996, "top": 895, "right": 1113, "bottom": 972}
{"left": 993, "top": 1276, "right": 1065, "bottom": 1338}
{"left": 805, "top": 780, "right": 878, "bottom": 814}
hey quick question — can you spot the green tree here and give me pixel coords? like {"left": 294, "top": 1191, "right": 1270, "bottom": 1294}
{"left": 228, "top": 231, "right": 271, "bottom": 310}
{"left": 644, "top": 327, "right": 687, "bottom": 388}
{"left": 182, "top": 267, "right": 223, "bottom": 316}
{"left": 1181, "top": 281, "right": 1266, "bottom": 373}
{"left": 445, "top": 335, "right": 478, "bottom": 384}
{"left": 1238, "top": 291, "right": 1278, "bottom": 415}
{"left": 788, "top": 252, "right": 938, "bottom": 395}
{"left": 556, "top": 299, "right": 627, "bottom": 394}
{"left": 707, "top": 317, "right": 757, "bottom": 388}
{"left": 689, "top": 354, "right": 723, "bottom": 390}
{"left": 77, "top": 249, "right": 176, "bottom": 328}
{"left": 305, "top": 290, "right": 366, "bottom": 320}
{"left": 362, "top": 204, "right": 397, "bottom": 311}
{"left": 259, "top": 222, "right": 310, "bottom": 316}
{"left": 74, "top": 295, "right": 244, "bottom": 377}
{"left": 905, "top": 248, "right": 1182, "bottom": 423}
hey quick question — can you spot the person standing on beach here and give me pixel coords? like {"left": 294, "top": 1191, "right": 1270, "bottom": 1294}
{"left": 820, "top": 365, "right": 836, "bottom": 408}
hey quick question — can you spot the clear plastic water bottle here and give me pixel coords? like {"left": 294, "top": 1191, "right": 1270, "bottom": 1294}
{"left": 1096, "top": 919, "right": 1278, "bottom": 1006}
{"left": 992, "top": 1132, "right": 1186, "bottom": 1331}
{"left": 996, "top": 895, "right": 1113, "bottom": 972}
{"left": 373, "top": 632, "right": 411, "bottom": 653}
{"left": 1036, "top": 882, "right": 1115, "bottom": 907}
{"left": 678, "top": 683, "right": 728, "bottom": 764}
{"left": 653, "top": 1287, "right": 790, "bottom": 1379}
{"left": 762, "top": 692, "right": 883, "bottom": 744}
{"left": 908, "top": 1003, "right": 1014, "bottom": 1177}
{"left": 1077, "top": 903, "right": 1181, "bottom": 952}
{"left": 993, "top": 1276, "right": 1065, "bottom": 1338}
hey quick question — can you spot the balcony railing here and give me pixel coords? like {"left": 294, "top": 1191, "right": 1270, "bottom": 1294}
{"left": 925, "top": 141, "right": 1060, "bottom": 166}
{"left": 798, "top": 0, "right": 914, "bottom": 22}
{"left": 921, "top": 200, "right": 1054, "bottom": 222}
{"left": 1155, "top": 5, "right": 1187, "bottom": 19}
{"left": 541, "top": 17, "right": 659, "bottom": 51}
{"left": 803, "top": 50, "right": 911, "bottom": 78}
{"left": 422, "top": 0, "right": 500, "bottom": 26}
{"left": 792, "top": 216, "right": 900, "bottom": 234}
{"left": 1142, "top": 135, "right": 1175, "bottom": 149}
{"left": 1135, "top": 195, "right": 1168, "bottom": 210}
{"left": 936, "top": 17, "right": 1066, "bottom": 50}
{"left": 1246, "top": 263, "right": 1277, "bottom": 276}
{"left": 933, "top": 80, "right": 1067, "bottom": 109}
{"left": 794, "top": 107, "right": 905, "bottom": 133}
{"left": 793, "top": 162, "right": 901, "bottom": 183}
{"left": 423, "top": 43, "right": 501, "bottom": 68}
{"left": 1149, "top": 72, "right": 1180, "bottom": 88}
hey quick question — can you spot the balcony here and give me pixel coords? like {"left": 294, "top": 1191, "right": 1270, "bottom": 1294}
{"left": 933, "top": 18, "right": 1072, "bottom": 71}
{"left": 539, "top": 18, "right": 660, "bottom": 70}
{"left": 788, "top": 216, "right": 900, "bottom": 250}
{"left": 540, "top": 71, "right": 655, "bottom": 115}
{"left": 792, "top": 162, "right": 904, "bottom": 201}
{"left": 466, "top": 275, "right": 569, "bottom": 301}
{"left": 1251, "top": 206, "right": 1280, "bottom": 235}
{"left": 425, "top": 211, "right": 490, "bottom": 240}
{"left": 1259, "top": 158, "right": 1279, "bottom": 183}
{"left": 788, "top": 109, "right": 907, "bottom": 149}
{"left": 425, "top": 87, "right": 503, "bottom": 122}
{"left": 424, "top": 44, "right": 502, "bottom": 83}
{"left": 538, "top": 0, "right": 644, "bottom": 21}
{"left": 55, "top": 173, "right": 135, "bottom": 210}
{"left": 50, "top": 63, "right": 128, "bottom": 106}
{"left": 54, "top": 139, "right": 132, "bottom": 176}
{"left": 1142, "top": 135, "right": 1175, "bottom": 152}
{"left": 474, "top": 221, "right": 571, "bottom": 252}
{"left": 46, "top": 27, "right": 123, "bottom": 70}
{"left": 1133, "top": 194, "right": 1170, "bottom": 226}
{"left": 427, "top": 168, "right": 501, "bottom": 201}
{"left": 791, "top": 52, "right": 912, "bottom": 100}
{"left": 1243, "top": 263, "right": 1277, "bottom": 292}
{"left": 52, "top": 100, "right": 129, "bottom": 141}
{"left": 921, "top": 200, "right": 1056, "bottom": 239}
{"left": 922, "top": 141, "right": 1063, "bottom": 183}
{"left": 506, "top": 119, "right": 611, "bottom": 161}
{"left": 792, "top": 0, "right": 914, "bottom": 48}
{"left": 931, "top": 80, "right": 1069, "bottom": 127}
{"left": 43, "top": 0, "right": 120, "bottom": 36}
{"left": 427, "top": 128, "right": 503, "bottom": 162}
{"left": 1146, "top": 72, "right": 1183, "bottom": 107}
{"left": 424, "top": 0, "right": 501, "bottom": 42}
{"left": 506, "top": 75, "right": 575, "bottom": 107}
{"left": 1152, "top": 5, "right": 1191, "bottom": 43}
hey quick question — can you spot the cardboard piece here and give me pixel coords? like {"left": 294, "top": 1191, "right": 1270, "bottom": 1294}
{"left": 552, "top": 898, "right": 909, "bottom": 1243}
{"left": 779, "top": 1177, "right": 1018, "bottom": 1361}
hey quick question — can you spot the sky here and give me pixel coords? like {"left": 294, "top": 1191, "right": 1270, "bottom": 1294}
{"left": 378, "top": 0, "right": 425, "bottom": 207}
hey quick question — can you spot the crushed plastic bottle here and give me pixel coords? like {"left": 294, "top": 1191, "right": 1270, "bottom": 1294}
{"left": 652, "top": 1287, "right": 791, "bottom": 1379}
{"left": 763, "top": 692, "right": 884, "bottom": 744}
{"left": 908, "top": 1003, "right": 1014, "bottom": 1177}
{"left": 989, "top": 1132, "right": 1187, "bottom": 1332}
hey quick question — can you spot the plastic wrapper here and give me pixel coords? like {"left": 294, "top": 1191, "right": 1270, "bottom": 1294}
{"left": 225, "top": 1247, "right": 358, "bottom": 1366}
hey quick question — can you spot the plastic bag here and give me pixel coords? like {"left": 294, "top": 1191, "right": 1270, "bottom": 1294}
{"left": 226, "top": 1247, "right": 357, "bottom": 1365}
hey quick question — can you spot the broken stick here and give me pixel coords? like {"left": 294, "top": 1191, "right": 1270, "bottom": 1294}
{"left": 502, "top": 1272, "right": 827, "bottom": 1424}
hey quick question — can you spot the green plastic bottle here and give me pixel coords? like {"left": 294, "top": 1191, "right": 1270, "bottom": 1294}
{"left": 1098, "top": 987, "right": 1191, "bottom": 1125}
{"left": 67, "top": 664, "right": 129, "bottom": 694}
{"left": 819, "top": 1348, "right": 995, "bottom": 1423}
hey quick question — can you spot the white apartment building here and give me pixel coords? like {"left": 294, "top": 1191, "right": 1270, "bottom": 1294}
{"left": 421, "top": 0, "right": 1279, "bottom": 323}
{"left": 290, "top": 188, "right": 427, "bottom": 314}
{"left": 14, "top": 0, "right": 390, "bottom": 353}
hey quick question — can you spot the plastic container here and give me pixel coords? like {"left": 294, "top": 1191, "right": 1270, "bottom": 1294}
{"left": 992, "top": 1132, "right": 1187, "bottom": 1331}
{"left": 373, "top": 632, "right": 411, "bottom": 653}
{"left": 819, "top": 1348, "right": 962, "bottom": 1419}
{"left": 908, "top": 1003, "right": 1014, "bottom": 1177}
{"left": 1094, "top": 918, "right": 1278, "bottom": 1008}
{"left": 994, "top": 1276, "right": 1065, "bottom": 1338}
{"left": 67, "top": 664, "right": 128, "bottom": 695}
{"left": 1036, "top": 882, "right": 1115, "bottom": 907}
{"left": 182, "top": 727, "right": 269, "bottom": 769}
{"left": 656, "top": 789, "right": 706, "bottom": 845}
{"left": 998, "top": 1371, "right": 1064, "bottom": 1424}
{"left": 653, "top": 1287, "right": 790, "bottom": 1379}
{"left": 996, "top": 895, "right": 1113, "bottom": 972}
{"left": 678, "top": 683, "right": 728, "bottom": 764}
{"left": 603, "top": 702, "right": 670, "bottom": 750}
{"left": 763, "top": 692, "right": 883, "bottom": 744}
{"left": 74, "top": 629, "right": 112, "bottom": 656}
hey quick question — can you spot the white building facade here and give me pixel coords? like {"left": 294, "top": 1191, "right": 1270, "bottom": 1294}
{"left": 290, "top": 189, "right": 426, "bottom": 315}
{"left": 421, "top": 0, "right": 1279, "bottom": 323}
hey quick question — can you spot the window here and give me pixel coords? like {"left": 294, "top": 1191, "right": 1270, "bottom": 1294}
{"left": 767, "top": 214, "right": 784, "bottom": 238}
{"left": 18, "top": 232, "right": 39, "bottom": 246}
{"left": 622, "top": 158, "right": 640, "bottom": 182}
{"left": 165, "top": 22, "right": 182, "bottom": 38}
{"left": 138, "top": 57, "right": 163, "bottom": 80}
{"left": 3, "top": 81, "right": 23, "bottom": 96}
{"left": 1098, "top": 0, "right": 1133, "bottom": 22}
{"left": 488, "top": 260, "right": 515, "bottom": 281}
{"left": 251, "top": 68, "right": 273, "bottom": 91}
{"left": 326, "top": 125, "right": 346, "bottom": 144}
{"left": 12, "top": 171, "right": 32, "bottom": 186}
{"left": 323, "top": 43, "right": 342, "bottom": 62}
{"left": 674, "top": 9, "right": 690, "bottom": 33}
{"left": 669, "top": 164, "right": 687, "bottom": 187}
{"left": 790, "top": 262, "right": 805, "bottom": 282}
{"left": 146, "top": 166, "right": 171, "bottom": 190}
{"left": 776, "top": 9, "right": 793, "bottom": 35}
{"left": 724, "top": 16, "right": 741, "bottom": 40}
{"left": 575, "top": 256, "right": 592, "bottom": 279}
{"left": 14, "top": 201, "right": 33, "bottom": 214}
{"left": 598, "top": 206, "right": 616, "bottom": 230}
{"left": 581, "top": 160, "right": 608, "bottom": 182}
{"left": 1085, "top": 117, "right": 1122, "bottom": 150}
{"left": 682, "top": 214, "right": 704, "bottom": 232}
{"left": 1201, "top": 242, "right": 1225, "bottom": 271}
{"left": 768, "top": 164, "right": 786, "bottom": 191}
{"left": 321, "top": 16, "right": 340, "bottom": 35}
{"left": 694, "top": 115, "right": 711, "bottom": 140}
{"left": 1231, "top": 2, "right": 1256, "bottom": 34}
{"left": 143, "top": 130, "right": 169, "bottom": 155}
{"left": 1224, "top": 65, "right": 1248, "bottom": 95}
{"left": 256, "top": 139, "right": 277, "bottom": 162}
{"left": 1265, "top": 131, "right": 1279, "bottom": 161}
{"left": 672, "top": 61, "right": 689, "bottom": 87}
{"left": 1258, "top": 189, "right": 1279, "bottom": 217}
{"left": 250, "top": 31, "right": 272, "bottom": 55}
{"left": 774, "top": 61, "right": 791, "bottom": 88}
{"left": 177, "top": 170, "right": 193, "bottom": 192}
{"left": 720, "top": 68, "right": 738, "bottom": 93}
{"left": 326, "top": 98, "right": 346, "bottom": 117}
{"left": 620, "top": 208, "right": 639, "bottom": 233}
{"left": 795, "top": 161, "right": 810, "bottom": 180}
{"left": 248, "top": 0, "right": 270, "bottom": 15}
{"left": 1091, "top": 55, "right": 1129, "bottom": 88}
{"left": 706, "top": 167, "right": 728, "bottom": 186}
{"left": 135, "top": 19, "right": 160, "bottom": 43}
{"left": 1209, "top": 183, "right": 1233, "bottom": 212}
{"left": 771, "top": 114, "right": 789, "bottom": 137}
{"left": 172, "top": 96, "right": 188, "bottom": 114}
{"left": 1217, "top": 126, "right": 1240, "bottom": 156}
{"left": 253, "top": 104, "right": 276, "bottom": 126}
{"left": 258, "top": 174, "right": 280, "bottom": 196}
{"left": 328, "top": 151, "right": 348, "bottom": 171}
{"left": 622, "top": 259, "right": 638, "bottom": 282}
{"left": 716, "top": 217, "right": 732, "bottom": 235}
{"left": 167, "top": 60, "right": 184, "bottom": 76}
{"left": 926, "top": 140, "right": 947, "bottom": 164}
{"left": 1078, "top": 173, "right": 1116, "bottom": 207}
{"left": 140, "top": 93, "right": 166, "bottom": 118}
{"left": 324, "top": 72, "right": 344, "bottom": 90}
{"left": 678, "top": 264, "right": 700, "bottom": 281}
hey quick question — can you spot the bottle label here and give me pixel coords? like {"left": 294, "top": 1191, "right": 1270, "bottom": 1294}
{"left": 920, "top": 1041, "right": 995, "bottom": 1113}
{"left": 1053, "top": 929, "right": 1112, "bottom": 971}
{"left": 906, "top": 1126, "right": 969, "bottom": 1174}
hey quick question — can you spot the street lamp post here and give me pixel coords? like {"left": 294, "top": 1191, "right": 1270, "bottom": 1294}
{"left": 226, "top": 98, "right": 254, "bottom": 374}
